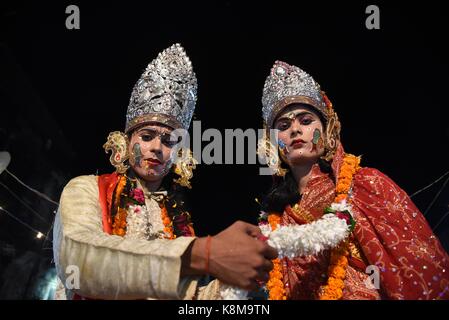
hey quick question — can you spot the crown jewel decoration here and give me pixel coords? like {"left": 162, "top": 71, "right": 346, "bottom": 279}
{"left": 125, "top": 43, "right": 198, "bottom": 132}
{"left": 262, "top": 61, "right": 326, "bottom": 127}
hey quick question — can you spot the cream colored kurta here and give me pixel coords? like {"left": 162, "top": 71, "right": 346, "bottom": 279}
{"left": 53, "top": 175, "right": 219, "bottom": 300}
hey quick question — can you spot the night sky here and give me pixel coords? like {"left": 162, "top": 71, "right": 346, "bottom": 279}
{"left": 0, "top": 1, "right": 448, "bottom": 299}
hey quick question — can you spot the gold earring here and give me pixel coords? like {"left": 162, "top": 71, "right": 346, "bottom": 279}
{"left": 103, "top": 131, "right": 130, "bottom": 174}
{"left": 321, "top": 104, "right": 341, "bottom": 162}
{"left": 257, "top": 132, "right": 287, "bottom": 177}
{"left": 173, "top": 148, "right": 197, "bottom": 189}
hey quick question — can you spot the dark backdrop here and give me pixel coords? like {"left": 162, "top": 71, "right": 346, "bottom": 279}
{"left": 0, "top": 1, "right": 448, "bottom": 298}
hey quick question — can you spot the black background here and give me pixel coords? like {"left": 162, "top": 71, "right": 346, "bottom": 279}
{"left": 0, "top": 0, "right": 448, "bottom": 298}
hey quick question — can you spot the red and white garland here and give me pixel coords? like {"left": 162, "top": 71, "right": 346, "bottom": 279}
{"left": 220, "top": 153, "right": 361, "bottom": 300}
{"left": 219, "top": 202, "right": 355, "bottom": 300}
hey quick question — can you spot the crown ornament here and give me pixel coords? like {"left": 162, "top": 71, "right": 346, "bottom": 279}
{"left": 125, "top": 43, "right": 198, "bottom": 132}
{"left": 262, "top": 61, "right": 327, "bottom": 127}
{"left": 259, "top": 61, "right": 342, "bottom": 168}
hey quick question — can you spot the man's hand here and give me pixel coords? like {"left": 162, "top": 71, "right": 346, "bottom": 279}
{"left": 182, "top": 221, "right": 278, "bottom": 291}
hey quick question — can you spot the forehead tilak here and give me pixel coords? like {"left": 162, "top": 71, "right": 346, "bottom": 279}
{"left": 278, "top": 110, "right": 313, "bottom": 121}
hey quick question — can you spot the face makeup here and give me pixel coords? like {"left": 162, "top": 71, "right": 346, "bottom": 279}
{"left": 130, "top": 143, "right": 143, "bottom": 168}
{"left": 278, "top": 139, "right": 290, "bottom": 155}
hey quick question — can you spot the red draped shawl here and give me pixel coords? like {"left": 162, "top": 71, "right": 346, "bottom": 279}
{"left": 279, "top": 144, "right": 449, "bottom": 300}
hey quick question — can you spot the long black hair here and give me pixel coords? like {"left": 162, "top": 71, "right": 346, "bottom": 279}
{"left": 261, "top": 103, "right": 335, "bottom": 213}
{"left": 261, "top": 154, "right": 333, "bottom": 213}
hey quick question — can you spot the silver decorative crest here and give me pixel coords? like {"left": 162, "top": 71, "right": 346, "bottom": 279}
{"left": 261, "top": 61, "right": 326, "bottom": 127}
{"left": 125, "top": 43, "right": 198, "bottom": 132}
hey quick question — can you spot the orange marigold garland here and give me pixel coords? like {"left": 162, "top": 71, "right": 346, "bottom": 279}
{"left": 111, "top": 174, "right": 194, "bottom": 239}
{"left": 160, "top": 203, "right": 175, "bottom": 239}
{"left": 335, "top": 154, "right": 360, "bottom": 197}
{"left": 318, "top": 153, "right": 360, "bottom": 300}
{"left": 112, "top": 175, "right": 128, "bottom": 236}
{"left": 266, "top": 213, "right": 287, "bottom": 300}
{"left": 165, "top": 198, "right": 196, "bottom": 239}
{"left": 318, "top": 242, "right": 350, "bottom": 299}
{"left": 258, "top": 153, "right": 360, "bottom": 300}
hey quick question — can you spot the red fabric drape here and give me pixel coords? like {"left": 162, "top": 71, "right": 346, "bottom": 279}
{"left": 97, "top": 172, "right": 120, "bottom": 235}
{"left": 71, "top": 173, "right": 119, "bottom": 300}
{"left": 281, "top": 144, "right": 449, "bottom": 299}
{"left": 351, "top": 167, "right": 449, "bottom": 299}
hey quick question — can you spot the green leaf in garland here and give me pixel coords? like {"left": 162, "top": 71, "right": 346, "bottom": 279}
{"left": 349, "top": 217, "right": 356, "bottom": 232}
{"left": 324, "top": 207, "right": 335, "bottom": 214}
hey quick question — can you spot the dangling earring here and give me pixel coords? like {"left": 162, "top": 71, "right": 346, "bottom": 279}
{"left": 103, "top": 131, "right": 130, "bottom": 174}
{"left": 173, "top": 148, "right": 197, "bottom": 189}
{"left": 320, "top": 92, "right": 341, "bottom": 162}
{"left": 257, "top": 129, "right": 288, "bottom": 177}
{"left": 321, "top": 110, "right": 341, "bottom": 162}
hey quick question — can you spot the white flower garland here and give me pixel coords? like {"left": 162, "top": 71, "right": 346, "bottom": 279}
{"left": 330, "top": 200, "right": 352, "bottom": 213}
{"left": 263, "top": 214, "right": 349, "bottom": 259}
{"left": 219, "top": 285, "right": 248, "bottom": 300}
{"left": 219, "top": 201, "right": 355, "bottom": 300}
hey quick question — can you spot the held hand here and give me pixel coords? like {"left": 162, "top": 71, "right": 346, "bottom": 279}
{"left": 208, "top": 221, "right": 278, "bottom": 291}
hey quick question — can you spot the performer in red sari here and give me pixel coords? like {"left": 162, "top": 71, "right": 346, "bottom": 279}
{"left": 257, "top": 61, "right": 449, "bottom": 300}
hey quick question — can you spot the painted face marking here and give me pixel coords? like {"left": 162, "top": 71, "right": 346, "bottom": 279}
{"left": 131, "top": 143, "right": 143, "bottom": 168}
{"left": 312, "top": 128, "right": 321, "bottom": 145}
{"left": 278, "top": 139, "right": 290, "bottom": 155}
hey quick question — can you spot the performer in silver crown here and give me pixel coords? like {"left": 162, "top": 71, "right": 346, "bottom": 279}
{"left": 257, "top": 61, "right": 449, "bottom": 300}
{"left": 53, "top": 44, "right": 277, "bottom": 300}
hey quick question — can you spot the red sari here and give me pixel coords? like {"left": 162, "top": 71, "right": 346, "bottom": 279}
{"left": 278, "top": 144, "right": 449, "bottom": 300}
